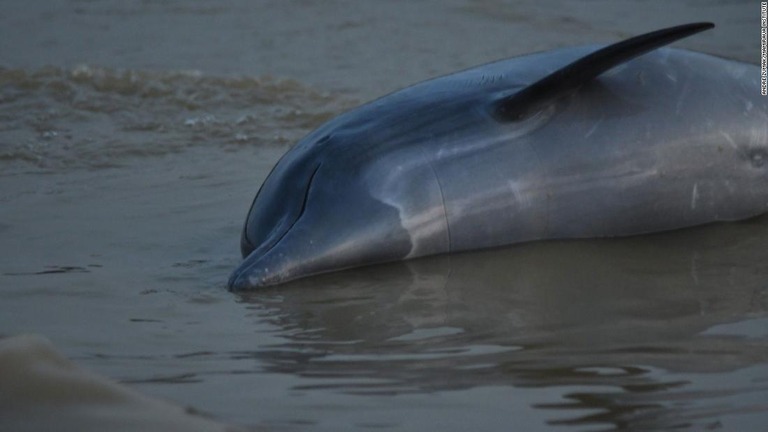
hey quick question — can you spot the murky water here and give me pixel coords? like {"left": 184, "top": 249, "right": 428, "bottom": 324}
{"left": 2, "top": 1, "right": 767, "bottom": 431}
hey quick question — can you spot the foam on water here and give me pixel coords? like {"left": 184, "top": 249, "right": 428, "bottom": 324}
{"left": 0, "top": 65, "right": 353, "bottom": 173}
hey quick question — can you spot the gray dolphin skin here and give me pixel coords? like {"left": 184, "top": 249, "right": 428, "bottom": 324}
{"left": 228, "top": 23, "right": 768, "bottom": 290}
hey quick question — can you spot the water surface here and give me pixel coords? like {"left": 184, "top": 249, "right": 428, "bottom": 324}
{"left": 1, "top": 1, "right": 767, "bottom": 430}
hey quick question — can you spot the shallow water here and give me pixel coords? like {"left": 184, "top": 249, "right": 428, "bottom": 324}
{"left": 2, "top": 1, "right": 768, "bottom": 431}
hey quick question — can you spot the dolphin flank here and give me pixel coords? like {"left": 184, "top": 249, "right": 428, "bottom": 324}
{"left": 228, "top": 23, "right": 768, "bottom": 290}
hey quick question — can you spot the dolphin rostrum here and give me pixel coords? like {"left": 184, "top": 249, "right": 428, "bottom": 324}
{"left": 228, "top": 23, "right": 768, "bottom": 290}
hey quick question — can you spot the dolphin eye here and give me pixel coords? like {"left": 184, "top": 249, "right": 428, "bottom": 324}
{"left": 313, "top": 134, "right": 332, "bottom": 149}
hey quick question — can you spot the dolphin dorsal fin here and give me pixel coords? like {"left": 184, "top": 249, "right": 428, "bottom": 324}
{"left": 494, "top": 22, "right": 714, "bottom": 121}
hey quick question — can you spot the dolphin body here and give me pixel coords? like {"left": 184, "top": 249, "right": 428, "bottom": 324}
{"left": 229, "top": 23, "right": 768, "bottom": 290}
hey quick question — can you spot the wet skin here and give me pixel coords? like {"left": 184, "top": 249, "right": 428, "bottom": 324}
{"left": 229, "top": 24, "right": 768, "bottom": 289}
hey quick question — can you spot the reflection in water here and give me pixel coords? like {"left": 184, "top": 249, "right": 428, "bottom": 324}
{"left": 238, "top": 216, "right": 768, "bottom": 429}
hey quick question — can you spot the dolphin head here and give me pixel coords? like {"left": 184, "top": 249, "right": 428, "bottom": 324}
{"left": 228, "top": 130, "right": 449, "bottom": 290}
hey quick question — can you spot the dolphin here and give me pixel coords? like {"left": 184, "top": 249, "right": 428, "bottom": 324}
{"left": 228, "top": 23, "right": 768, "bottom": 290}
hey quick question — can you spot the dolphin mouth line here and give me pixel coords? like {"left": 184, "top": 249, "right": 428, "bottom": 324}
{"left": 230, "top": 163, "right": 323, "bottom": 289}
{"left": 262, "top": 162, "right": 322, "bottom": 257}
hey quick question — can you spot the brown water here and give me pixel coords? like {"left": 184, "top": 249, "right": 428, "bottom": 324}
{"left": 2, "top": 1, "right": 768, "bottom": 431}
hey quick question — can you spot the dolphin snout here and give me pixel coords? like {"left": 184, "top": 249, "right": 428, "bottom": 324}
{"left": 227, "top": 252, "right": 278, "bottom": 291}
{"left": 228, "top": 264, "right": 281, "bottom": 290}
{"left": 227, "top": 268, "right": 257, "bottom": 291}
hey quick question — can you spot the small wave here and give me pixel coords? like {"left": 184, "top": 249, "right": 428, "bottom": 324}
{"left": 0, "top": 65, "right": 355, "bottom": 172}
